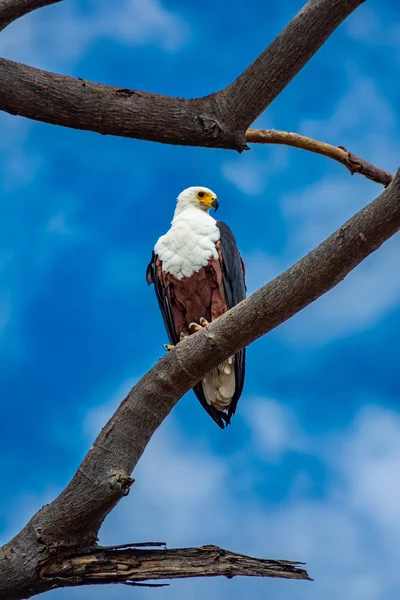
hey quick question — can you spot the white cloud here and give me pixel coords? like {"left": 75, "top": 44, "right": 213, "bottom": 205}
{"left": 300, "top": 69, "right": 397, "bottom": 145}
{"left": 99, "top": 417, "right": 229, "bottom": 547}
{"left": 84, "top": 380, "right": 228, "bottom": 545}
{"left": 92, "top": 399, "right": 400, "bottom": 599}
{"left": 0, "top": 0, "right": 190, "bottom": 71}
{"left": 244, "top": 402, "right": 400, "bottom": 599}
{"left": 277, "top": 173, "right": 400, "bottom": 343}
{"left": 244, "top": 397, "right": 306, "bottom": 456}
{"left": 282, "top": 175, "right": 374, "bottom": 254}
{"left": 222, "top": 158, "right": 267, "bottom": 196}
{"left": 99, "top": 0, "right": 190, "bottom": 53}
{"left": 5, "top": 395, "right": 400, "bottom": 600}
{"left": 264, "top": 69, "right": 400, "bottom": 343}
{"left": 307, "top": 236, "right": 400, "bottom": 337}
{"left": 223, "top": 68, "right": 399, "bottom": 344}
{"left": 330, "top": 406, "right": 400, "bottom": 537}
{"left": 222, "top": 147, "right": 289, "bottom": 196}
{"left": 0, "top": 113, "right": 42, "bottom": 192}
{"left": 345, "top": 5, "right": 400, "bottom": 52}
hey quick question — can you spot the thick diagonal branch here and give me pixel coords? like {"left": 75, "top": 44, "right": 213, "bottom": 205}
{"left": 40, "top": 545, "right": 310, "bottom": 589}
{"left": 0, "top": 0, "right": 364, "bottom": 149}
{"left": 2, "top": 171, "right": 400, "bottom": 600}
{"left": 246, "top": 129, "right": 394, "bottom": 187}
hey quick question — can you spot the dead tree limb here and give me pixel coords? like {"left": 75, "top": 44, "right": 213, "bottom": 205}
{"left": 246, "top": 129, "right": 394, "bottom": 186}
{"left": 1, "top": 167, "right": 400, "bottom": 599}
{"left": 0, "top": 0, "right": 365, "bottom": 150}
{"left": 40, "top": 545, "right": 311, "bottom": 590}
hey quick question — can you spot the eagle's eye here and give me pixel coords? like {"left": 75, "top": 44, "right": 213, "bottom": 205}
{"left": 197, "top": 191, "right": 205, "bottom": 198}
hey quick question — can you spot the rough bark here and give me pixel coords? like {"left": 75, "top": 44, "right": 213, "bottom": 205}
{"left": 40, "top": 545, "right": 311, "bottom": 590}
{"left": 1, "top": 169, "right": 400, "bottom": 599}
{"left": 246, "top": 129, "right": 393, "bottom": 186}
{"left": 0, "top": 0, "right": 365, "bottom": 150}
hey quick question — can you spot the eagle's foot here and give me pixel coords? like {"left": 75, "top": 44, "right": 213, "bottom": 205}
{"left": 163, "top": 331, "right": 189, "bottom": 351}
{"left": 189, "top": 319, "right": 209, "bottom": 333}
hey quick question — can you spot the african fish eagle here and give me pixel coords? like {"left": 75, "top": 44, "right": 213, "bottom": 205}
{"left": 146, "top": 186, "right": 246, "bottom": 428}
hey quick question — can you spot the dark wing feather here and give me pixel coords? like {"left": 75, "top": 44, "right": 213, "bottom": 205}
{"left": 146, "top": 251, "right": 179, "bottom": 346}
{"left": 193, "top": 220, "right": 246, "bottom": 428}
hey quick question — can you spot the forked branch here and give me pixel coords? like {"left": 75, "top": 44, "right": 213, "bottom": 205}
{"left": 0, "top": 0, "right": 365, "bottom": 149}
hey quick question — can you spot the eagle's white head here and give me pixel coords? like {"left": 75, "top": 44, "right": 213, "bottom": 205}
{"left": 174, "top": 186, "right": 219, "bottom": 216}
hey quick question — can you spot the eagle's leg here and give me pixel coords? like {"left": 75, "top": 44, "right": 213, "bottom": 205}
{"left": 163, "top": 331, "right": 190, "bottom": 352}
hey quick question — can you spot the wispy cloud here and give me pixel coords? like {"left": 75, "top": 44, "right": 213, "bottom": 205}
{"left": 329, "top": 406, "right": 400, "bottom": 538}
{"left": 238, "top": 69, "right": 400, "bottom": 343}
{"left": 244, "top": 397, "right": 306, "bottom": 456}
{"left": 222, "top": 147, "right": 289, "bottom": 197}
{"left": 97, "top": 0, "right": 190, "bottom": 53}
{"left": 0, "top": 114, "right": 41, "bottom": 192}
{"left": 4, "top": 385, "right": 400, "bottom": 600}
{"left": 52, "top": 394, "right": 400, "bottom": 600}
{"left": 345, "top": 4, "right": 400, "bottom": 52}
{"left": 0, "top": 0, "right": 190, "bottom": 71}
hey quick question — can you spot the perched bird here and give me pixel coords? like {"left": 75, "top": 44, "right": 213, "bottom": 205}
{"left": 146, "top": 186, "right": 246, "bottom": 428}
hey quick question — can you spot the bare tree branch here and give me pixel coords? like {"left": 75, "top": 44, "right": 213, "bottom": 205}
{"left": 0, "top": 0, "right": 60, "bottom": 32}
{"left": 2, "top": 168, "right": 400, "bottom": 599}
{"left": 40, "top": 545, "right": 311, "bottom": 590}
{"left": 246, "top": 129, "right": 394, "bottom": 186}
{"left": 0, "top": 0, "right": 364, "bottom": 150}
{"left": 0, "top": 2, "right": 386, "bottom": 599}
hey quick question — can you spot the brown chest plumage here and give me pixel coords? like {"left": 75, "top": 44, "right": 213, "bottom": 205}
{"left": 156, "top": 249, "right": 228, "bottom": 338}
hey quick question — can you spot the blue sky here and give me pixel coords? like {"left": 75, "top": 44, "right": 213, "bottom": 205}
{"left": 1, "top": 0, "right": 400, "bottom": 598}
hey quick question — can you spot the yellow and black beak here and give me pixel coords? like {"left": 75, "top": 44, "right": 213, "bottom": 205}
{"left": 199, "top": 192, "right": 219, "bottom": 212}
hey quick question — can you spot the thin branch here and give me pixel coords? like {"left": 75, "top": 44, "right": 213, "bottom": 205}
{"left": 0, "top": 0, "right": 364, "bottom": 149}
{"left": 246, "top": 129, "right": 394, "bottom": 186}
{"left": 0, "top": 0, "right": 60, "bottom": 32}
{"left": 2, "top": 170, "right": 400, "bottom": 599}
{"left": 40, "top": 545, "right": 311, "bottom": 590}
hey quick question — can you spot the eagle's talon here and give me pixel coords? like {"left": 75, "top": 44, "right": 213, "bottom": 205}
{"left": 163, "top": 344, "right": 175, "bottom": 352}
{"left": 189, "top": 322, "right": 203, "bottom": 333}
{"left": 199, "top": 317, "right": 210, "bottom": 326}
{"left": 180, "top": 331, "right": 189, "bottom": 342}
